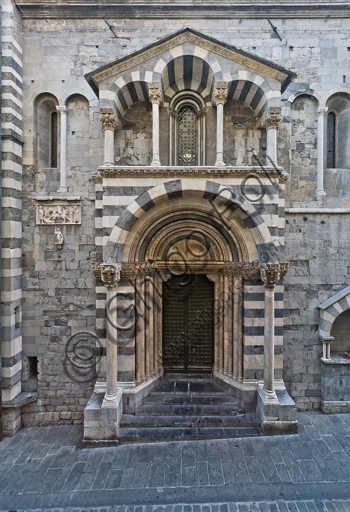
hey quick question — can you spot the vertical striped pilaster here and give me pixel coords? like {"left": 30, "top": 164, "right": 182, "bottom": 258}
{"left": 1, "top": 0, "right": 23, "bottom": 403}
{"left": 243, "top": 279, "right": 284, "bottom": 383}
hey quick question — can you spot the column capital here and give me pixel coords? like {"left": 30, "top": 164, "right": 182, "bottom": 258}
{"left": 93, "top": 263, "right": 121, "bottom": 288}
{"left": 148, "top": 82, "right": 163, "bottom": 106}
{"left": 100, "top": 107, "right": 121, "bottom": 131}
{"left": 262, "top": 107, "right": 282, "bottom": 130}
{"left": 260, "top": 261, "right": 289, "bottom": 289}
{"left": 317, "top": 107, "right": 329, "bottom": 116}
{"left": 212, "top": 81, "right": 228, "bottom": 106}
{"left": 56, "top": 106, "right": 67, "bottom": 114}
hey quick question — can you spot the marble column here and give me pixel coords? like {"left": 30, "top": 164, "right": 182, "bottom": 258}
{"left": 148, "top": 82, "right": 163, "bottom": 166}
{"left": 316, "top": 107, "right": 328, "bottom": 196}
{"left": 56, "top": 106, "right": 67, "bottom": 193}
{"left": 100, "top": 263, "right": 121, "bottom": 403}
{"left": 262, "top": 107, "right": 282, "bottom": 166}
{"left": 100, "top": 107, "right": 120, "bottom": 166}
{"left": 213, "top": 82, "right": 228, "bottom": 166}
{"left": 260, "top": 262, "right": 289, "bottom": 399}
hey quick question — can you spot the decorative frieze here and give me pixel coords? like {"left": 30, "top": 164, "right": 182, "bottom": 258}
{"left": 212, "top": 81, "right": 228, "bottom": 106}
{"left": 93, "top": 32, "right": 289, "bottom": 85}
{"left": 94, "top": 166, "right": 288, "bottom": 182}
{"left": 261, "top": 107, "right": 282, "bottom": 130}
{"left": 100, "top": 107, "right": 121, "bottom": 131}
{"left": 147, "top": 82, "right": 163, "bottom": 106}
{"left": 36, "top": 204, "right": 81, "bottom": 225}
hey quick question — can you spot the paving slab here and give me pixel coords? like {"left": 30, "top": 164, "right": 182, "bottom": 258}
{"left": 0, "top": 412, "right": 350, "bottom": 510}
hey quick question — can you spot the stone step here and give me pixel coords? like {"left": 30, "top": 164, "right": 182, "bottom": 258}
{"left": 163, "top": 373, "right": 213, "bottom": 381}
{"left": 151, "top": 381, "right": 228, "bottom": 394}
{"left": 118, "top": 426, "right": 261, "bottom": 443}
{"left": 135, "top": 403, "right": 243, "bottom": 415}
{"left": 121, "top": 412, "right": 260, "bottom": 428}
{"left": 142, "top": 395, "right": 240, "bottom": 405}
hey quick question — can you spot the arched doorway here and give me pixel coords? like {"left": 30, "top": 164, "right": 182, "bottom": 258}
{"left": 163, "top": 273, "right": 214, "bottom": 373}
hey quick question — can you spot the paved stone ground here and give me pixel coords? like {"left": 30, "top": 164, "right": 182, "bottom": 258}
{"left": 1, "top": 412, "right": 350, "bottom": 511}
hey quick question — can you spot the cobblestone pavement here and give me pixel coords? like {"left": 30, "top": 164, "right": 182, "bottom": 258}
{"left": 1, "top": 412, "right": 350, "bottom": 511}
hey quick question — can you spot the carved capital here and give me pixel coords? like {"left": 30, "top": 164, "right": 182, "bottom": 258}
{"left": 317, "top": 107, "right": 328, "bottom": 116}
{"left": 148, "top": 82, "right": 163, "bottom": 106}
{"left": 260, "top": 262, "right": 289, "bottom": 289}
{"left": 100, "top": 263, "right": 121, "bottom": 289}
{"left": 100, "top": 107, "right": 121, "bottom": 131}
{"left": 262, "top": 107, "right": 282, "bottom": 130}
{"left": 56, "top": 106, "right": 67, "bottom": 115}
{"left": 212, "top": 81, "right": 228, "bottom": 106}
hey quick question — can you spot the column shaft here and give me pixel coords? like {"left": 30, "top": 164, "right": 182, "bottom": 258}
{"left": 104, "top": 129, "right": 115, "bottom": 165}
{"left": 316, "top": 107, "right": 328, "bottom": 196}
{"left": 151, "top": 102, "right": 161, "bottom": 166}
{"left": 56, "top": 106, "right": 67, "bottom": 193}
{"left": 215, "top": 103, "right": 225, "bottom": 166}
{"left": 106, "top": 285, "right": 119, "bottom": 399}
{"left": 264, "top": 286, "right": 275, "bottom": 394}
{"left": 135, "top": 277, "right": 145, "bottom": 384}
{"left": 266, "top": 128, "right": 277, "bottom": 165}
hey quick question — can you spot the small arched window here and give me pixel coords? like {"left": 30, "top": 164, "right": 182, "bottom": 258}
{"left": 327, "top": 112, "right": 336, "bottom": 168}
{"left": 178, "top": 105, "right": 197, "bottom": 166}
{"left": 51, "top": 111, "right": 58, "bottom": 168}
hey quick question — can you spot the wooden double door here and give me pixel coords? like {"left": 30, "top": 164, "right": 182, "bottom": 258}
{"left": 162, "top": 274, "right": 214, "bottom": 372}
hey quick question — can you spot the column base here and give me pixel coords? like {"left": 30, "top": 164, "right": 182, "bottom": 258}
{"left": 316, "top": 189, "right": 326, "bottom": 196}
{"left": 257, "top": 383, "right": 298, "bottom": 435}
{"left": 215, "top": 160, "right": 225, "bottom": 166}
{"left": 103, "top": 161, "right": 115, "bottom": 167}
{"left": 151, "top": 159, "right": 161, "bottom": 166}
{"left": 101, "top": 388, "right": 123, "bottom": 408}
{"left": 57, "top": 186, "right": 67, "bottom": 194}
{"left": 84, "top": 390, "right": 123, "bottom": 442}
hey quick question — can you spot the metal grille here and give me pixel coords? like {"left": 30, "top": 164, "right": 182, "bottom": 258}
{"left": 163, "top": 274, "right": 214, "bottom": 372}
{"left": 327, "top": 112, "right": 336, "bottom": 168}
{"left": 51, "top": 112, "right": 58, "bottom": 168}
{"left": 178, "top": 105, "right": 197, "bottom": 166}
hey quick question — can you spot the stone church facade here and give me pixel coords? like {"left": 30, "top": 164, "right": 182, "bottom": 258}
{"left": 1, "top": 0, "right": 350, "bottom": 441}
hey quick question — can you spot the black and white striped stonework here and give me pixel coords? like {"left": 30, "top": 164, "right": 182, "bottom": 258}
{"left": 162, "top": 55, "right": 214, "bottom": 104}
{"left": 227, "top": 80, "right": 267, "bottom": 113}
{"left": 104, "top": 179, "right": 277, "bottom": 264}
{"left": 243, "top": 281, "right": 284, "bottom": 381}
{"left": 1, "top": 0, "right": 23, "bottom": 402}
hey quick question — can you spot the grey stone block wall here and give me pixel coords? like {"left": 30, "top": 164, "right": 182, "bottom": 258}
{"left": 13, "top": 11, "right": 350, "bottom": 426}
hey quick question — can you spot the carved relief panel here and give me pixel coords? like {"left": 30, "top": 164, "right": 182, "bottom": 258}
{"left": 36, "top": 204, "right": 81, "bottom": 225}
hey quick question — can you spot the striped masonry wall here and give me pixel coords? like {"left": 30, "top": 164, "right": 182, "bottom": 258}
{"left": 1, "top": 0, "right": 23, "bottom": 403}
{"left": 243, "top": 281, "right": 284, "bottom": 382}
{"left": 95, "top": 175, "right": 285, "bottom": 383}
